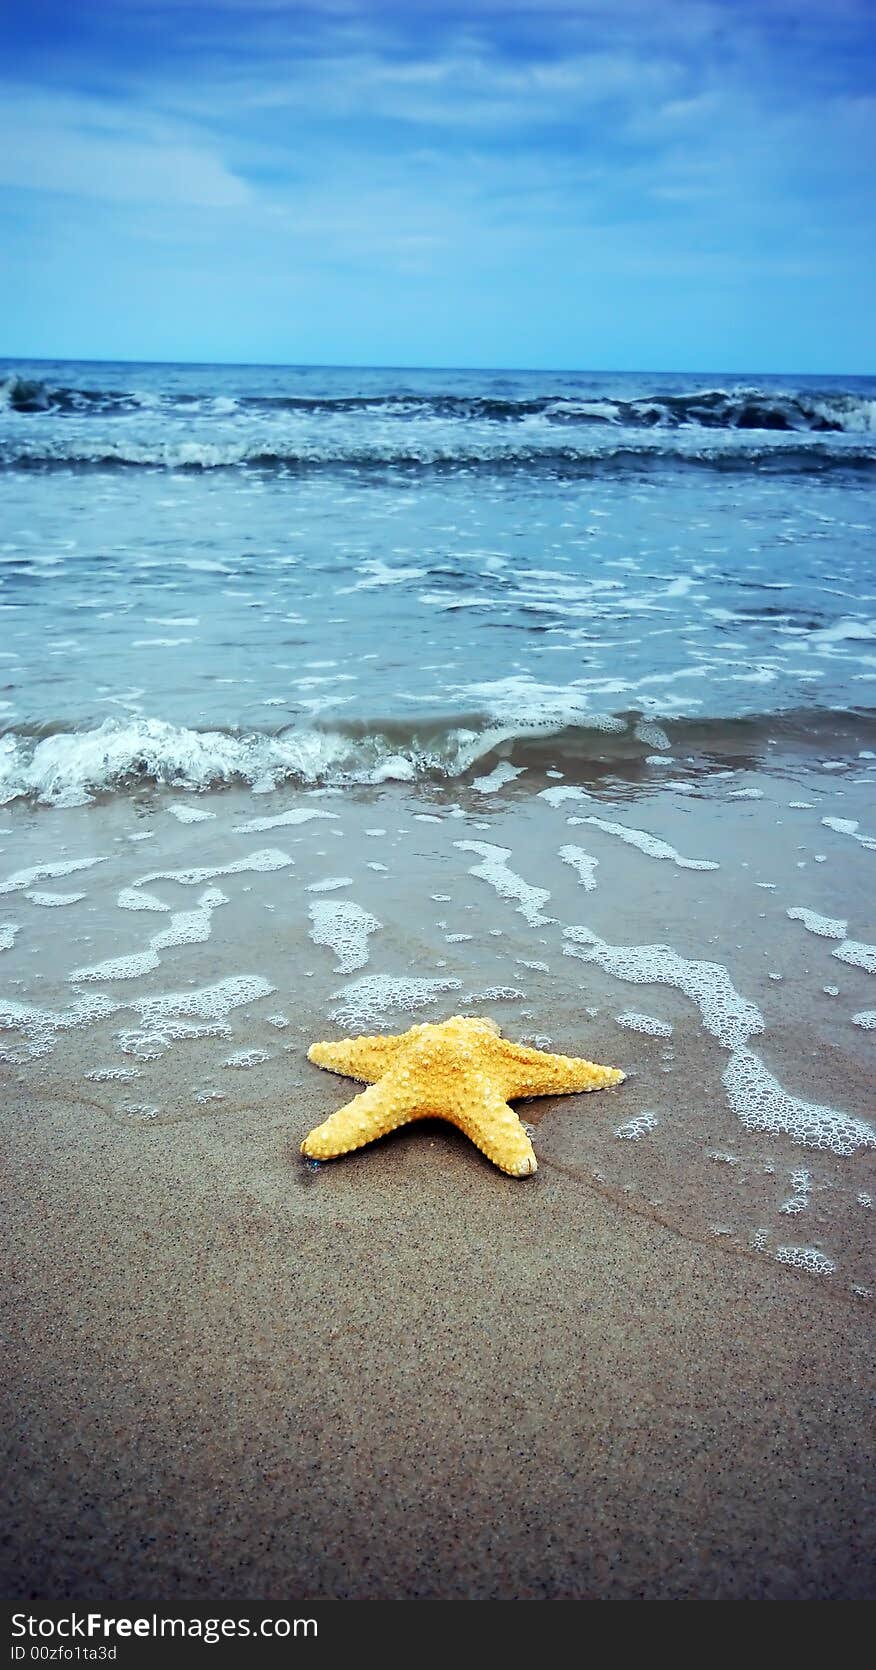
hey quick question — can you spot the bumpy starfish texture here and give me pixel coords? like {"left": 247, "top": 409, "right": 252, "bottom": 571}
{"left": 302, "top": 1015, "right": 625, "bottom": 1177}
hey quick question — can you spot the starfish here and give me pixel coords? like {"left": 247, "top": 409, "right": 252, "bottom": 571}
{"left": 302, "top": 1015, "right": 625, "bottom": 1177}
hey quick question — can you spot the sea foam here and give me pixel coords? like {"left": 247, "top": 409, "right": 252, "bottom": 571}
{"left": 329, "top": 974, "right": 463, "bottom": 1032}
{"left": 454, "top": 840, "right": 553, "bottom": 926}
{"left": 563, "top": 927, "right": 762, "bottom": 1049}
{"left": 308, "top": 900, "right": 381, "bottom": 973}
{"left": 722, "top": 1048, "right": 874, "bottom": 1155}
{"left": 580, "top": 815, "right": 719, "bottom": 871}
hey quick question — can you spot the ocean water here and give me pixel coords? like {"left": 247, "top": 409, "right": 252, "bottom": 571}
{"left": 1, "top": 359, "right": 873, "bottom": 1292}
{"left": 1, "top": 359, "right": 874, "bottom": 800}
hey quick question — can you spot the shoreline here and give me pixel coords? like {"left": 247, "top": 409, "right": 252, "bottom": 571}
{"left": 2, "top": 751, "right": 874, "bottom": 1600}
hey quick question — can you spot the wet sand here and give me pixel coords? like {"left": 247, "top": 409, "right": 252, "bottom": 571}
{"left": 2, "top": 1076, "right": 872, "bottom": 1601}
{"left": 2, "top": 754, "right": 874, "bottom": 1599}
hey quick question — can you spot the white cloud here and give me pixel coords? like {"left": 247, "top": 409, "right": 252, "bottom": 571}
{"left": 0, "top": 88, "right": 251, "bottom": 208}
{"left": 1, "top": 0, "right": 872, "bottom": 367}
{"left": 155, "top": 44, "right": 682, "bottom": 132}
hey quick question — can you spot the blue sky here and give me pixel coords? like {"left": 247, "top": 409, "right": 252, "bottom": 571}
{"left": 1, "top": 0, "right": 874, "bottom": 370}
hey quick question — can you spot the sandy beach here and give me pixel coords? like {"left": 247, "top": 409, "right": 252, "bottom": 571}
{"left": 3, "top": 1070, "right": 872, "bottom": 1601}
{"left": 2, "top": 748, "right": 873, "bottom": 1601}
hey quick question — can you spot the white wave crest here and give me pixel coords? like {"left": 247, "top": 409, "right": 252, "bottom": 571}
{"left": 0, "top": 704, "right": 630, "bottom": 806}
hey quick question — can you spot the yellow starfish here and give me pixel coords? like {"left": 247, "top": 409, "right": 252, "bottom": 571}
{"left": 302, "top": 1015, "right": 625, "bottom": 1177}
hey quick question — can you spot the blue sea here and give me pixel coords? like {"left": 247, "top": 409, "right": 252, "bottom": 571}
{"left": 1, "top": 359, "right": 874, "bottom": 801}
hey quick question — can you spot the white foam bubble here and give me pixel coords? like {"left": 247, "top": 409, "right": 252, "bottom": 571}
{"left": 69, "top": 888, "right": 225, "bottom": 983}
{"left": 339, "top": 559, "right": 429, "bottom": 593}
{"left": 117, "top": 887, "right": 170, "bottom": 912}
{"left": 633, "top": 720, "right": 671, "bottom": 750}
{"left": 821, "top": 816, "right": 876, "bottom": 850}
{"left": 223, "top": 1048, "right": 270, "bottom": 1069}
{"left": 133, "top": 638, "right": 191, "bottom": 649}
{"left": 23, "top": 891, "right": 86, "bottom": 907}
{"left": 614, "top": 1110, "right": 659, "bottom": 1140}
{"left": 463, "top": 985, "right": 525, "bottom": 1004}
{"left": 136, "top": 848, "right": 293, "bottom": 886}
{"left": 0, "top": 993, "right": 119, "bottom": 1059}
{"left": 71, "top": 948, "right": 160, "bottom": 983}
{"left": 462, "top": 676, "right": 627, "bottom": 740}
{"left": 0, "top": 923, "right": 18, "bottom": 950}
{"left": 134, "top": 976, "right": 274, "bottom": 1026}
{"left": 86, "top": 1066, "right": 141, "bottom": 1083}
{"left": 811, "top": 618, "right": 876, "bottom": 648}
{"left": 852, "top": 1010, "right": 876, "bottom": 1029}
{"left": 558, "top": 844, "right": 599, "bottom": 891}
{"left": 831, "top": 937, "right": 876, "bottom": 974}
{"left": 420, "top": 592, "right": 497, "bottom": 612}
{"left": 615, "top": 1011, "right": 673, "bottom": 1038}
{"left": 308, "top": 900, "right": 381, "bottom": 973}
{"left": 775, "top": 1246, "right": 836, "bottom": 1276}
{"left": 167, "top": 803, "right": 215, "bottom": 824}
{"left": 329, "top": 974, "right": 463, "bottom": 1032}
{"left": 729, "top": 787, "right": 764, "bottom": 800}
{"left": 151, "top": 888, "right": 226, "bottom": 943}
{"left": 369, "top": 755, "right": 416, "bottom": 783}
{"left": 114, "top": 1100, "right": 160, "bottom": 1121}
{"left": 0, "top": 855, "right": 108, "bottom": 896}
{"left": 472, "top": 761, "right": 524, "bottom": 794}
{"left": 454, "top": 840, "right": 552, "bottom": 926}
{"left": 564, "top": 926, "right": 762, "bottom": 1050}
{"left": 722, "top": 1047, "right": 874, "bottom": 1155}
{"left": 233, "top": 808, "right": 338, "bottom": 834}
{"left": 539, "top": 785, "right": 589, "bottom": 807}
{"left": 580, "top": 816, "right": 719, "bottom": 870}
{"left": 306, "top": 876, "right": 353, "bottom": 893}
{"left": 787, "top": 906, "right": 847, "bottom": 939}
{"left": 780, "top": 1168, "right": 812, "bottom": 1215}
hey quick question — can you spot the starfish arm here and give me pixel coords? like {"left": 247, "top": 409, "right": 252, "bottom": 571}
{"left": 442, "top": 1075, "right": 538, "bottom": 1177}
{"left": 307, "top": 1033, "right": 409, "bottom": 1084}
{"left": 494, "top": 1038, "right": 625, "bottom": 1101}
{"left": 301, "top": 1067, "right": 417, "bottom": 1160}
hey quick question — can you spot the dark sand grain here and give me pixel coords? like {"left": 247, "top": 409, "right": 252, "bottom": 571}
{"left": 2, "top": 1080, "right": 872, "bottom": 1601}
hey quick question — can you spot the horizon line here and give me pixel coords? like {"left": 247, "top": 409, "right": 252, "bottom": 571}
{"left": 2, "top": 354, "right": 872, "bottom": 380}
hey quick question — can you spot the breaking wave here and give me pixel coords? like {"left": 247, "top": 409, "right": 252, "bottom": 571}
{"left": 2, "top": 437, "right": 874, "bottom": 475}
{"left": 4, "top": 369, "right": 874, "bottom": 474}
{"left": 3, "top": 373, "right": 876, "bottom": 432}
{"left": 1, "top": 708, "right": 871, "bottom": 808}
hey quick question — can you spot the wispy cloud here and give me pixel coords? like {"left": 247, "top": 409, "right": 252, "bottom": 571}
{"left": 1, "top": 0, "right": 874, "bottom": 367}
{"left": 0, "top": 88, "right": 251, "bottom": 207}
